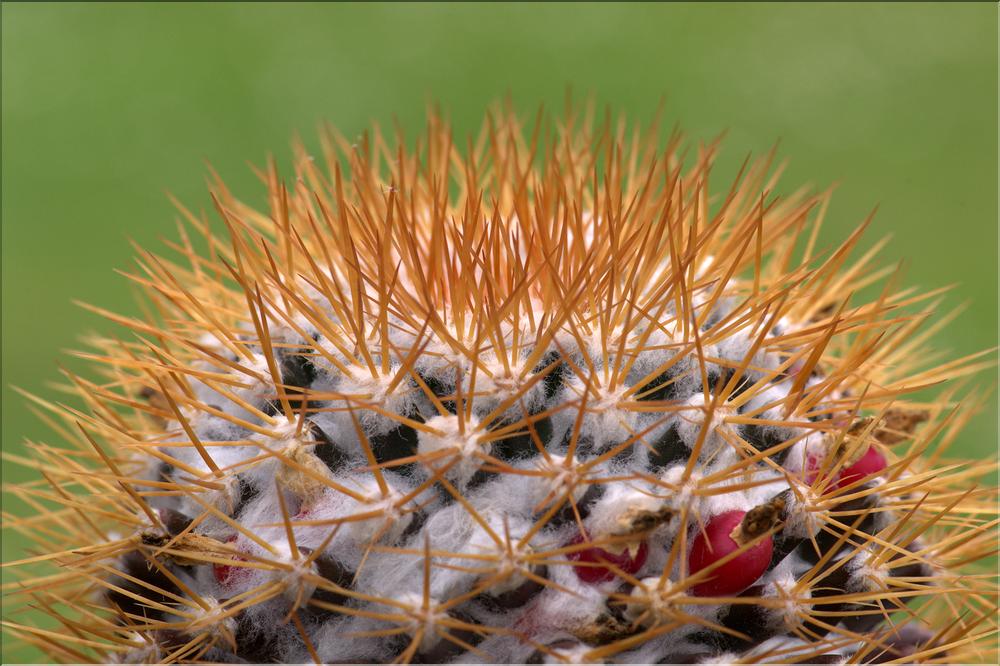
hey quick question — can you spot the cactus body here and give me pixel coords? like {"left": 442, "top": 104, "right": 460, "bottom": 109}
{"left": 3, "top": 105, "right": 997, "bottom": 664}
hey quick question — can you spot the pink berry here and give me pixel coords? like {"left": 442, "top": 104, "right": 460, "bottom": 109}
{"left": 804, "top": 445, "right": 887, "bottom": 490}
{"left": 836, "top": 445, "right": 887, "bottom": 489}
{"left": 567, "top": 532, "right": 648, "bottom": 584}
{"left": 803, "top": 451, "right": 823, "bottom": 485}
{"left": 689, "top": 510, "right": 772, "bottom": 596}
{"left": 213, "top": 536, "right": 249, "bottom": 586}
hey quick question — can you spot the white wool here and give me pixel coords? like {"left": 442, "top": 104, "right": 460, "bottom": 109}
{"left": 659, "top": 464, "right": 705, "bottom": 517}
{"left": 778, "top": 584, "right": 808, "bottom": 634}
{"left": 418, "top": 413, "right": 487, "bottom": 484}
{"left": 464, "top": 511, "right": 536, "bottom": 594}
{"left": 419, "top": 414, "right": 483, "bottom": 458}
{"left": 846, "top": 546, "right": 890, "bottom": 592}
{"left": 528, "top": 559, "right": 615, "bottom": 633}
{"left": 261, "top": 538, "right": 318, "bottom": 601}
{"left": 527, "top": 453, "right": 592, "bottom": 508}
{"left": 674, "top": 392, "right": 735, "bottom": 464}
{"left": 586, "top": 482, "right": 667, "bottom": 539}
{"left": 781, "top": 480, "right": 824, "bottom": 539}
{"left": 128, "top": 293, "right": 893, "bottom": 663}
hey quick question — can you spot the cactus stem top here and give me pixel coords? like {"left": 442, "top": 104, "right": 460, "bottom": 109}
{"left": 2, "top": 101, "right": 996, "bottom": 664}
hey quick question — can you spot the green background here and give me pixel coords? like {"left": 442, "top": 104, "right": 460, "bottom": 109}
{"left": 2, "top": 2, "right": 997, "bottom": 662}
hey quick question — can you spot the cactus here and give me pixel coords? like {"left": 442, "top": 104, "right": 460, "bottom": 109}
{"left": 2, "top": 104, "right": 997, "bottom": 664}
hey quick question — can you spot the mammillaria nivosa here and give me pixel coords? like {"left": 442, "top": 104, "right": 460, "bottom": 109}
{"left": 2, "top": 103, "right": 997, "bottom": 664}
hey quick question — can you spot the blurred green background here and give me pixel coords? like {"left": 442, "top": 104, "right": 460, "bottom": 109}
{"left": 2, "top": 2, "right": 996, "bottom": 661}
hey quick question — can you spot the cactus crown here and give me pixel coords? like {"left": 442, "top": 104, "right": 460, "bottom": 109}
{"left": 2, "top": 103, "right": 997, "bottom": 664}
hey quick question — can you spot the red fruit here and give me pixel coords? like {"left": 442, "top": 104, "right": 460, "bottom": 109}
{"left": 803, "top": 451, "right": 823, "bottom": 485}
{"left": 689, "top": 510, "right": 771, "bottom": 596}
{"left": 836, "top": 445, "right": 887, "bottom": 489}
{"left": 567, "top": 532, "right": 648, "bottom": 584}
{"left": 804, "top": 445, "right": 887, "bottom": 490}
{"left": 213, "top": 536, "right": 249, "bottom": 586}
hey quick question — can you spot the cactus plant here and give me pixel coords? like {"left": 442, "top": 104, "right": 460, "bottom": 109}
{"left": 2, "top": 103, "right": 997, "bottom": 664}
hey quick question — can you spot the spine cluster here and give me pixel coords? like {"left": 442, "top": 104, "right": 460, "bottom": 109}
{"left": 2, "top": 105, "right": 996, "bottom": 664}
